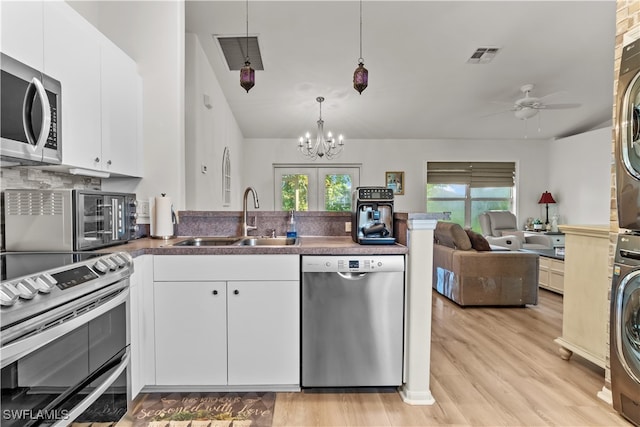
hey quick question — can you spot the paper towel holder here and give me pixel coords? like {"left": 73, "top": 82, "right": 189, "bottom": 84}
{"left": 151, "top": 193, "right": 176, "bottom": 239}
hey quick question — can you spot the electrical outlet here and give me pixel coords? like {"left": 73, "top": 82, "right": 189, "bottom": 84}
{"left": 138, "top": 200, "right": 150, "bottom": 216}
{"left": 345, "top": 222, "right": 351, "bottom": 233}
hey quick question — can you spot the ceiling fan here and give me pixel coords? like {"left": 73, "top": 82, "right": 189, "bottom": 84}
{"left": 497, "top": 83, "right": 581, "bottom": 120}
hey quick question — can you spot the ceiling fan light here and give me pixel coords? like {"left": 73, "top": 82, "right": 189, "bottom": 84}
{"left": 515, "top": 107, "right": 538, "bottom": 120}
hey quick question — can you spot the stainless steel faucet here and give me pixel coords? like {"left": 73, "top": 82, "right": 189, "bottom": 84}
{"left": 242, "top": 187, "right": 259, "bottom": 236}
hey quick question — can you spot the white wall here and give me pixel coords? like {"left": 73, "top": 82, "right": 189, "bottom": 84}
{"left": 548, "top": 126, "right": 612, "bottom": 225}
{"left": 73, "top": 1, "right": 187, "bottom": 209}
{"left": 243, "top": 138, "right": 551, "bottom": 224}
{"left": 185, "top": 33, "right": 244, "bottom": 210}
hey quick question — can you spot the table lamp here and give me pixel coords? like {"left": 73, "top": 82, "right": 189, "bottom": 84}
{"left": 538, "top": 191, "right": 556, "bottom": 224}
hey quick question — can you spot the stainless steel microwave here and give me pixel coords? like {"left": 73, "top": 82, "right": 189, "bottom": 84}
{"left": 0, "top": 53, "right": 62, "bottom": 165}
{"left": 4, "top": 189, "right": 138, "bottom": 251}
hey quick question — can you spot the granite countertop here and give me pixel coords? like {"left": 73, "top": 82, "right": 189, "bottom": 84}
{"left": 100, "top": 235, "right": 408, "bottom": 257}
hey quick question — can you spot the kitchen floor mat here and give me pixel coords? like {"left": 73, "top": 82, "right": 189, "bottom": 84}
{"left": 116, "top": 392, "right": 275, "bottom": 427}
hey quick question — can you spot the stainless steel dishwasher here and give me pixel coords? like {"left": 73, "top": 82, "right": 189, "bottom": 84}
{"left": 301, "top": 255, "right": 405, "bottom": 387}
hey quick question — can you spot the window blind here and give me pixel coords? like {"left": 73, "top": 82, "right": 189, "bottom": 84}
{"left": 427, "top": 162, "right": 515, "bottom": 187}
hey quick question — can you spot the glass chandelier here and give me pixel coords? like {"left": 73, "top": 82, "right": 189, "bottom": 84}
{"left": 298, "top": 97, "right": 344, "bottom": 160}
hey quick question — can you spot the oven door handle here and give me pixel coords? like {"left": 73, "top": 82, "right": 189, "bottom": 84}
{"left": 112, "top": 198, "right": 120, "bottom": 240}
{"left": 22, "top": 77, "right": 52, "bottom": 152}
{"left": 49, "top": 347, "right": 130, "bottom": 427}
{"left": 1, "top": 286, "right": 129, "bottom": 367}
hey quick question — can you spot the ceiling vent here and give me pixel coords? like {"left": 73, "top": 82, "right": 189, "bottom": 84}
{"left": 214, "top": 35, "right": 264, "bottom": 71}
{"left": 467, "top": 47, "right": 500, "bottom": 64}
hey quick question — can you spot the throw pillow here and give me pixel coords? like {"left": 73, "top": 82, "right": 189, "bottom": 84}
{"left": 464, "top": 229, "right": 492, "bottom": 251}
{"left": 500, "top": 230, "right": 526, "bottom": 244}
{"left": 434, "top": 221, "right": 472, "bottom": 250}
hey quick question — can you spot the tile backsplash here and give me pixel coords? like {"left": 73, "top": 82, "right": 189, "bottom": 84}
{"left": 0, "top": 167, "right": 101, "bottom": 191}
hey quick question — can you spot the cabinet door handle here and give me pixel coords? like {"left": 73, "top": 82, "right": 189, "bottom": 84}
{"left": 212, "top": 290, "right": 218, "bottom": 295}
{"left": 233, "top": 290, "right": 239, "bottom": 295}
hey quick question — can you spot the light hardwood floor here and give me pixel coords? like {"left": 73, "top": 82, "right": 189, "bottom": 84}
{"left": 273, "top": 289, "right": 632, "bottom": 426}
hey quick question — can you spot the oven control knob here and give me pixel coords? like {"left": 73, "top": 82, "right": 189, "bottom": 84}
{"left": 35, "top": 274, "right": 57, "bottom": 293}
{"left": 15, "top": 280, "right": 38, "bottom": 299}
{"left": 103, "top": 258, "right": 118, "bottom": 271}
{"left": 93, "top": 260, "right": 109, "bottom": 274}
{"left": 110, "top": 255, "right": 126, "bottom": 269}
{"left": 0, "top": 284, "right": 19, "bottom": 306}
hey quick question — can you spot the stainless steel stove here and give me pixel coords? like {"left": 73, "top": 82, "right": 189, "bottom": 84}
{"left": 1, "top": 251, "right": 133, "bottom": 427}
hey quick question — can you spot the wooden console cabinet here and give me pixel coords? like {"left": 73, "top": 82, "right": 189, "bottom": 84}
{"left": 539, "top": 255, "right": 565, "bottom": 294}
{"left": 554, "top": 225, "right": 609, "bottom": 368}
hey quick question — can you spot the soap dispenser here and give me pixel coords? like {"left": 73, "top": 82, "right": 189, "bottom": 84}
{"left": 287, "top": 210, "right": 297, "bottom": 238}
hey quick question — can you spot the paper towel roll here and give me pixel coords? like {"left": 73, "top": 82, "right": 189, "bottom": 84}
{"left": 153, "top": 194, "right": 174, "bottom": 238}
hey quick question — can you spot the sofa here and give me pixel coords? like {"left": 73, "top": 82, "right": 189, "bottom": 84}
{"left": 479, "top": 211, "right": 552, "bottom": 250}
{"left": 433, "top": 221, "right": 539, "bottom": 307}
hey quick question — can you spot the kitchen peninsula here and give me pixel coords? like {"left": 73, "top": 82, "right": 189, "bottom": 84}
{"left": 103, "top": 211, "right": 437, "bottom": 406}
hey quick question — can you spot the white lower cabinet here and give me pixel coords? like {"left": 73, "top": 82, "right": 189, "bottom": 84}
{"left": 155, "top": 281, "right": 227, "bottom": 385}
{"left": 130, "top": 255, "right": 153, "bottom": 399}
{"left": 227, "top": 281, "right": 300, "bottom": 385}
{"left": 152, "top": 255, "right": 300, "bottom": 389}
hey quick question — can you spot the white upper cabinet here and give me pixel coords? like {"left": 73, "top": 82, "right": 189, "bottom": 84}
{"left": 1, "top": 0, "right": 143, "bottom": 178}
{"left": 1, "top": 1, "right": 44, "bottom": 70}
{"left": 43, "top": 1, "right": 102, "bottom": 172}
{"left": 101, "top": 40, "right": 143, "bottom": 177}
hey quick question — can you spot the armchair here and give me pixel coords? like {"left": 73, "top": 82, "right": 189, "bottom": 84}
{"left": 479, "top": 211, "right": 552, "bottom": 250}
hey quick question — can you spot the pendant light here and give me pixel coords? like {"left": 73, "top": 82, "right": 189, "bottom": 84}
{"left": 353, "top": 0, "right": 368, "bottom": 94}
{"left": 240, "top": 0, "right": 255, "bottom": 92}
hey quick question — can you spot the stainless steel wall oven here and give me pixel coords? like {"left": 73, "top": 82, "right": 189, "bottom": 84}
{"left": 0, "top": 251, "right": 133, "bottom": 427}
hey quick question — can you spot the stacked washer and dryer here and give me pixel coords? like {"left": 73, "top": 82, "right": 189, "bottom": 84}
{"left": 613, "top": 39, "right": 640, "bottom": 426}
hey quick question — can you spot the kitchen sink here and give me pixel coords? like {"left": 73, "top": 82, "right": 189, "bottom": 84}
{"left": 171, "top": 237, "right": 243, "bottom": 246}
{"left": 234, "top": 236, "right": 299, "bottom": 246}
{"left": 171, "top": 236, "right": 299, "bottom": 247}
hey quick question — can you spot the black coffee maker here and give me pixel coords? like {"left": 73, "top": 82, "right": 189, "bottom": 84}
{"left": 351, "top": 186, "right": 396, "bottom": 244}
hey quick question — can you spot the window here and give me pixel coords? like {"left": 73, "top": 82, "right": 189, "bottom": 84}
{"left": 275, "top": 165, "right": 360, "bottom": 211}
{"left": 426, "top": 162, "right": 515, "bottom": 231}
{"left": 222, "top": 147, "right": 231, "bottom": 207}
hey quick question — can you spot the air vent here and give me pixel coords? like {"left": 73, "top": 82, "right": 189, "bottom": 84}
{"left": 467, "top": 47, "right": 500, "bottom": 64}
{"left": 5, "top": 191, "right": 64, "bottom": 216}
{"left": 214, "top": 35, "right": 264, "bottom": 71}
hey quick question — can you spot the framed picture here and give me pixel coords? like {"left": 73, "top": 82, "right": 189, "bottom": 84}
{"left": 385, "top": 171, "right": 404, "bottom": 195}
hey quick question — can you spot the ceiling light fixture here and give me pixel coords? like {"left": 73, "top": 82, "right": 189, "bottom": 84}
{"left": 353, "top": 0, "right": 368, "bottom": 94}
{"left": 239, "top": 0, "right": 255, "bottom": 92}
{"left": 298, "top": 97, "right": 344, "bottom": 160}
{"left": 514, "top": 106, "right": 538, "bottom": 120}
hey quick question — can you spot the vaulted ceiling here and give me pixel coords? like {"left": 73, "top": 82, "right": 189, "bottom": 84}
{"left": 186, "top": 1, "right": 617, "bottom": 141}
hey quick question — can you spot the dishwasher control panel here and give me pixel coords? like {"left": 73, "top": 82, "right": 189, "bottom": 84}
{"left": 301, "top": 255, "right": 405, "bottom": 272}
